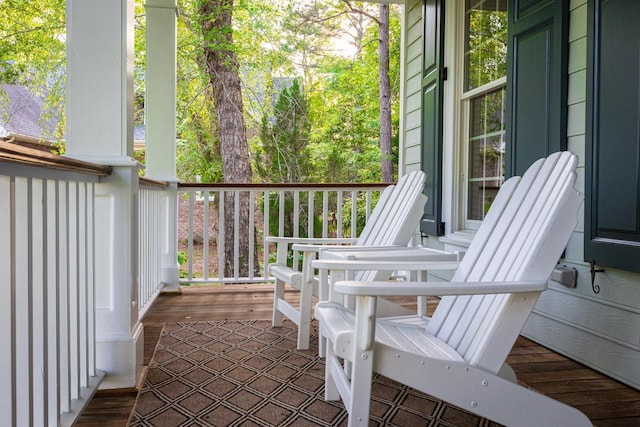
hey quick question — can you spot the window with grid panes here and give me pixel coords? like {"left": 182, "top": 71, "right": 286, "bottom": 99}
{"left": 463, "top": 0, "right": 507, "bottom": 224}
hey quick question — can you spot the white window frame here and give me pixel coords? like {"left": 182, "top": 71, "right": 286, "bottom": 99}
{"left": 460, "top": 76, "right": 506, "bottom": 230}
{"left": 443, "top": 0, "right": 508, "bottom": 240}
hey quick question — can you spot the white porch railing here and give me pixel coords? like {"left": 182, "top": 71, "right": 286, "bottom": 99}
{"left": 0, "top": 141, "right": 109, "bottom": 427}
{"left": 178, "top": 183, "right": 389, "bottom": 284}
{"left": 138, "top": 178, "right": 172, "bottom": 316}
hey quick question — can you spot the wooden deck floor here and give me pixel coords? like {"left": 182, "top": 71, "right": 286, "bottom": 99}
{"left": 78, "top": 285, "right": 640, "bottom": 426}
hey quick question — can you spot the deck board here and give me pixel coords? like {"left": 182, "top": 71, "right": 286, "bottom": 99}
{"left": 77, "top": 284, "right": 640, "bottom": 426}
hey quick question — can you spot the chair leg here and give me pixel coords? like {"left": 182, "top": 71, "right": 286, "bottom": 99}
{"left": 297, "top": 279, "right": 313, "bottom": 350}
{"left": 324, "top": 345, "right": 340, "bottom": 401}
{"left": 272, "top": 278, "right": 285, "bottom": 327}
{"left": 347, "top": 348, "right": 374, "bottom": 426}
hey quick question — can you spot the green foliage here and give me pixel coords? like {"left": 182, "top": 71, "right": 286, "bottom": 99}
{"left": 306, "top": 6, "right": 402, "bottom": 183}
{"left": 0, "top": 0, "right": 66, "bottom": 141}
{"left": 1, "top": 0, "right": 403, "bottom": 188}
{"left": 255, "top": 78, "right": 311, "bottom": 183}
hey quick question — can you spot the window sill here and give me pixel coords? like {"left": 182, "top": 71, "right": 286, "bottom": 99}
{"left": 439, "top": 230, "right": 476, "bottom": 252}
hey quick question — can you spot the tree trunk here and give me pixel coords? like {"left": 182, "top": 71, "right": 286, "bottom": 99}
{"left": 378, "top": 4, "right": 393, "bottom": 182}
{"left": 199, "top": 0, "right": 254, "bottom": 277}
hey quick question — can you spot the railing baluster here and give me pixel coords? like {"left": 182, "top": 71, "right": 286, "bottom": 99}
{"left": 249, "top": 190, "right": 255, "bottom": 279}
{"left": 263, "top": 190, "right": 270, "bottom": 280}
{"left": 15, "top": 177, "right": 31, "bottom": 426}
{"left": 176, "top": 183, "right": 387, "bottom": 285}
{"left": 69, "top": 182, "right": 80, "bottom": 401}
{"left": 187, "top": 190, "right": 194, "bottom": 280}
{"left": 59, "top": 181, "right": 70, "bottom": 414}
{"left": 218, "top": 191, "right": 225, "bottom": 281}
{"left": 87, "top": 183, "right": 96, "bottom": 378}
{"left": 46, "top": 179, "right": 60, "bottom": 427}
{"left": 203, "top": 191, "right": 210, "bottom": 281}
{"left": 79, "top": 183, "right": 89, "bottom": 389}
{"left": 32, "top": 178, "right": 46, "bottom": 427}
{"left": 278, "top": 190, "right": 285, "bottom": 237}
{"left": 308, "top": 191, "right": 314, "bottom": 238}
{"left": 0, "top": 175, "right": 14, "bottom": 426}
{"left": 322, "top": 190, "right": 329, "bottom": 237}
{"left": 351, "top": 190, "right": 358, "bottom": 238}
{"left": 234, "top": 191, "right": 240, "bottom": 279}
{"left": 336, "top": 191, "right": 343, "bottom": 238}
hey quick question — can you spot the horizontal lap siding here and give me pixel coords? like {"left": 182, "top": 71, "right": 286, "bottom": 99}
{"left": 524, "top": 0, "right": 640, "bottom": 391}
{"left": 403, "top": 0, "right": 423, "bottom": 173}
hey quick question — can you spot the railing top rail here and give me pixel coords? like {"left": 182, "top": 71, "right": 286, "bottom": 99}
{"left": 140, "top": 176, "right": 169, "bottom": 188}
{"left": 178, "top": 182, "right": 394, "bottom": 190}
{"left": 0, "top": 139, "right": 112, "bottom": 176}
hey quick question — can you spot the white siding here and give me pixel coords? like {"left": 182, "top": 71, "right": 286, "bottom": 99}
{"left": 401, "top": 0, "right": 424, "bottom": 173}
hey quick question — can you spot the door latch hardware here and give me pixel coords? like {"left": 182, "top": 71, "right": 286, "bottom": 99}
{"left": 589, "top": 259, "right": 604, "bottom": 294}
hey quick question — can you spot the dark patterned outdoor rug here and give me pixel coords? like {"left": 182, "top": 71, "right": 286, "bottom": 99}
{"left": 127, "top": 320, "right": 497, "bottom": 427}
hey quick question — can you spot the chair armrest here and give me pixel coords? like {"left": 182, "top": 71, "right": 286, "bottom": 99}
{"left": 266, "top": 236, "right": 357, "bottom": 265}
{"left": 334, "top": 280, "right": 548, "bottom": 297}
{"left": 265, "top": 236, "right": 358, "bottom": 245}
{"left": 292, "top": 241, "right": 358, "bottom": 253}
{"left": 311, "top": 259, "right": 460, "bottom": 271}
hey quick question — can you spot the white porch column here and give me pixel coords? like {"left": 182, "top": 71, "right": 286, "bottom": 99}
{"left": 66, "top": 0, "right": 143, "bottom": 388}
{"left": 145, "top": 0, "right": 180, "bottom": 292}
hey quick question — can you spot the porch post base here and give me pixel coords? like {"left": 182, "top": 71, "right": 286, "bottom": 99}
{"left": 161, "top": 265, "right": 181, "bottom": 292}
{"left": 96, "top": 322, "right": 145, "bottom": 389}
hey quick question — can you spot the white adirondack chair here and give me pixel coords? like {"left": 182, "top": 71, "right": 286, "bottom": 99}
{"left": 315, "top": 152, "right": 592, "bottom": 426}
{"left": 267, "top": 170, "right": 427, "bottom": 350}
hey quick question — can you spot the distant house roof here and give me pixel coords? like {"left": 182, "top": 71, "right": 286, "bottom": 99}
{"left": 0, "top": 84, "right": 59, "bottom": 141}
{"left": 0, "top": 84, "right": 147, "bottom": 149}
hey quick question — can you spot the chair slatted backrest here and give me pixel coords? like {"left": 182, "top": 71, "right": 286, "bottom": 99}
{"left": 427, "top": 152, "right": 582, "bottom": 373}
{"left": 355, "top": 170, "right": 426, "bottom": 247}
{"left": 353, "top": 170, "right": 427, "bottom": 281}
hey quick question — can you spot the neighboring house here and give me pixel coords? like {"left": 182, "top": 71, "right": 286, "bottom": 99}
{"left": 0, "top": 83, "right": 148, "bottom": 150}
{"left": 0, "top": 83, "right": 58, "bottom": 142}
{"left": 399, "top": 0, "right": 639, "bottom": 390}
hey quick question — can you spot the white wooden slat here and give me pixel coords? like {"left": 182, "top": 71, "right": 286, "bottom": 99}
{"left": 88, "top": 183, "right": 96, "bottom": 378}
{"left": 187, "top": 190, "right": 194, "bottom": 280}
{"left": 293, "top": 191, "right": 300, "bottom": 238}
{"left": 249, "top": 190, "right": 255, "bottom": 279}
{"left": 336, "top": 191, "right": 343, "bottom": 238}
{"left": 233, "top": 191, "right": 240, "bottom": 279}
{"left": 46, "top": 179, "right": 60, "bottom": 427}
{"left": 31, "top": 178, "right": 46, "bottom": 427}
{"left": 78, "top": 183, "right": 88, "bottom": 389}
{"left": 322, "top": 191, "right": 329, "bottom": 237}
{"left": 278, "top": 190, "right": 285, "bottom": 237}
{"left": 203, "top": 190, "right": 209, "bottom": 280}
{"left": 350, "top": 191, "right": 357, "bottom": 238}
{"left": 263, "top": 190, "right": 270, "bottom": 279}
{"left": 0, "top": 176, "right": 15, "bottom": 426}
{"left": 217, "top": 191, "right": 224, "bottom": 281}
{"left": 291, "top": 191, "right": 300, "bottom": 271}
{"left": 69, "top": 182, "right": 82, "bottom": 400}
{"left": 58, "top": 181, "right": 70, "bottom": 413}
{"left": 307, "top": 191, "right": 314, "bottom": 238}
{"left": 14, "top": 177, "right": 31, "bottom": 426}
{"left": 68, "top": 182, "right": 80, "bottom": 400}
